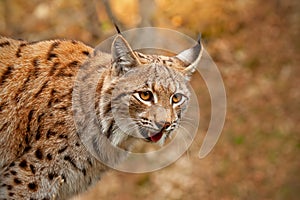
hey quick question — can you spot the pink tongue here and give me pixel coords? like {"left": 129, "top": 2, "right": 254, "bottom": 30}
{"left": 150, "top": 132, "right": 163, "bottom": 142}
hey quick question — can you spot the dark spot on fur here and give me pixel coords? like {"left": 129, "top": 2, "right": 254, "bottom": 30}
{"left": 56, "top": 106, "right": 68, "bottom": 111}
{"left": 56, "top": 68, "right": 73, "bottom": 77}
{"left": 25, "top": 134, "right": 30, "bottom": 145}
{"left": 106, "top": 122, "right": 114, "bottom": 138}
{"left": 16, "top": 43, "right": 27, "bottom": 57}
{"left": 47, "top": 53, "right": 57, "bottom": 60}
{"left": 0, "top": 66, "right": 13, "bottom": 86}
{"left": 46, "top": 130, "right": 56, "bottom": 138}
{"left": 61, "top": 174, "right": 67, "bottom": 183}
{"left": 102, "top": 103, "right": 112, "bottom": 117}
{"left": 87, "top": 158, "right": 92, "bottom": 166}
{"left": 82, "top": 50, "right": 90, "bottom": 56}
{"left": 52, "top": 98, "right": 61, "bottom": 104}
{"left": 7, "top": 185, "right": 12, "bottom": 190}
{"left": 24, "top": 146, "right": 32, "bottom": 153}
{"left": 8, "top": 192, "right": 14, "bottom": 197}
{"left": 50, "top": 88, "right": 56, "bottom": 96}
{"left": 46, "top": 99, "right": 52, "bottom": 108}
{"left": 47, "top": 42, "right": 60, "bottom": 60}
{"left": 0, "top": 122, "right": 8, "bottom": 132}
{"left": 81, "top": 168, "right": 86, "bottom": 176}
{"left": 10, "top": 171, "right": 17, "bottom": 175}
{"left": 16, "top": 122, "right": 20, "bottom": 131}
{"left": 48, "top": 173, "right": 54, "bottom": 180}
{"left": 35, "top": 127, "right": 41, "bottom": 141}
{"left": 9, "top": 162, "right": 15, "bottom": 167}
{"left": 28, "top": 182, "right": 38, "bottom": 191}
{"left": 32, "top": 58, "right": 39, "bottom": 67}
{"left": 58, "top": 134, "right": 68, "bottom": 139}
{"left": 0, "top": 41, "right": 10, "bottom": 47}
{"left": 30, "top": 164, "right": 36, "bottom": 174}
{"left": 75, "top": 142, "right": 80, "bottom": 147}
{"left": 48, "top": 173, "right": 57, "bottom": 180}
{"left": 35, "top": 148, "right": 43, "bottom": 160}
{"left": 0, "top": 102, "right": 5, "bottom": 112}
{"left": 46, "top": 153, "right": 52, "bottom": 161}
{"left": 55, "top": 121, "right": 65, "bottom": 126}
{"left": 68, "top": 60, "right": 79, "bottom": 67}
{"left": 88, "top": 177, "right": 92, "bottom": 186}
{"left": 37, "top": 113, "right": 45, "bottom": 123}
{"left": 51, "top": 41, "right": 60, "bottom": 48}
{"left": 13, "top": 178, "right": 22, "bottom": 184}
{"left": 26, "top": 110, "right": 34, "bottom": 133}
{"left": 58, "top": 146, "right": 68, "bottom": 154}
{"left": 64, "top": 155, "right": 78, "bottom": 169}
{"left": 19, "top": 160, "right": 27, "bottom": 168}
{"left": 32, "top": 58, "right": 40, "bottom": 77}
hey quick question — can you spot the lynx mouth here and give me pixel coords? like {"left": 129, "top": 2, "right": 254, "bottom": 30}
{"left": 140, "top": 127, "right": 165, "bottom": 143}
{"left": 143, "top": 130, "right": 166, "bottom": 143}
{"left": 146, "top": 131, "right": 164, "bottom": 143}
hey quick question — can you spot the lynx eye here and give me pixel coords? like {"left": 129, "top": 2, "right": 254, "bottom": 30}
{"left": 171, "top": 93, "right": 184, "bottom": 104}
{"left": 139, "top": 91, "right": 153, "bottom": 101}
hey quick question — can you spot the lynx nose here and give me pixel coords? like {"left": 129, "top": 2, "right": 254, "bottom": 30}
{"left": 155, "top": 121, "right": 171, "bottom": 131}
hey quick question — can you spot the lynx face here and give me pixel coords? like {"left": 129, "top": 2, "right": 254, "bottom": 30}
{"left": 113, "top": 63, "right": 190, "bottom": 144}
{"left": 106, "top": 35, "right": 203, "bottom": 146}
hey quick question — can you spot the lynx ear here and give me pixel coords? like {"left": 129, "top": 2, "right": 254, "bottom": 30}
{"left": 111, "top": 34, "right": 141, "bottom": 76}
{"left": 176, "top": 35, "right": 203, "bottom": 78}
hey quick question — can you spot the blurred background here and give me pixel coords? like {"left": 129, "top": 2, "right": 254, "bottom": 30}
{"left": 0, "top": 0, "right": 299, "bottom": 199}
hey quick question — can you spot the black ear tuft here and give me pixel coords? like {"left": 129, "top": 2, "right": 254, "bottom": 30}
{"left": 197, "top": 33, "right": 201, "bottom": 44}
{"left": 114, "top": 23, "right": 121, "bottom": 34}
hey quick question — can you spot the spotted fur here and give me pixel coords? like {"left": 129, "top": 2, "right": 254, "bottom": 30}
{"left": 0, "top": 34, "right": 202, "bottom": 199}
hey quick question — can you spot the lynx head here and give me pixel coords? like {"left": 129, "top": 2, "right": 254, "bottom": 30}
{"left": 103, "top": 34, "right": 203, "bottom": 147}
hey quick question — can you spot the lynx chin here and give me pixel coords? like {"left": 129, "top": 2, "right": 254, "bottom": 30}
{"left": 0, "top": 32, "right": 203, "bottom": 199}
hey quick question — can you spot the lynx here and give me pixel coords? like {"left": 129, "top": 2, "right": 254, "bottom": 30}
{"left": 0, "top": 32, "right": 202, "bottom": 199}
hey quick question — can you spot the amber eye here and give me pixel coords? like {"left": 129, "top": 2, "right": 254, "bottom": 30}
{"left": 139, "top": 91, "right": 153, "bottom": 101}
{"left": 172, "top": 93, "right": 183, "bottom": 104}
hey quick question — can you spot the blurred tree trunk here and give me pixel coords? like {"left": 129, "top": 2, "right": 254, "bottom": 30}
{"left": 3, "top": 0, "right": 12, "bottom": 35}
{"left": 82, "top": 0, "right": 103, "bottom": 41}
{"left": 138, "top": 0, "right": 156, "bottom": 27}
{"left": 129, "top": 0, "right": 157, "bottom": 48}
{"left": 101, "top": 0, "right": 124, "bottom": 31}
